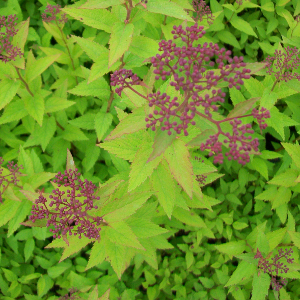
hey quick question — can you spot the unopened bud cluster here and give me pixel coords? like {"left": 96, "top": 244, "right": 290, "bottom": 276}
{"left": 192, "top": 0, "right": 214, "bottom": 25}
{"left": 110, "top": 23, "right": 270, "bottom": 165}
{"left": 41, "top": 4, "right": 68, "bottom": 23}
{"left": 0, "top": 14, "right": 23, "bottom": 63}
{"left": 264, "top": 46, "right": 300, "bottom": 82}
{"left": 29, "top": 168, "right": 102, "bottom": 240}
{"left": 255, "top": 248, "right": 294, "bottom": 291}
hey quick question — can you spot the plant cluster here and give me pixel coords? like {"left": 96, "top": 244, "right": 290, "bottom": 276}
{"left": 111, "top": 24, "right": 271, "bottom": 165}
{"left": 0, "top": 14, "right": 23, "bottom": 63}
{"left": 41, "top": 4, "right": 68, "bottom": 24}
{"left": 254, "top": 248, "right": 295, "bottom": 291}
{"left": 192, "top": 0, "right": 215, "bottom": 25}
{"left": 29, "top": 168, "right": 103, "bottom": 240}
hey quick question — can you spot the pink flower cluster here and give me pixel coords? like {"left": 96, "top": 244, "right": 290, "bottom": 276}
{"left": 0, "top": 14, "right": 23, "bottom": 63}
{"left": 41, "top": 4, "right": 68, "bottom": 23}
{"left": 29, "top": 168, "right": 103, "bottom": 240}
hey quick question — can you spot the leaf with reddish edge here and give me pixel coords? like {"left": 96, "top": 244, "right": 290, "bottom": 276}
{"left": 20, "top": 219, "right": 48, "bottom": 228}
{"left": 227, "top": 97, "right": 260, "bottom": 119}
{"left": 147, "top": 125, "right": 177, "bottom": 163}
{"left": 186, "top": 129, "right": 217, "bottom": 148}
{"left": 66, "top": 148, "right": 76, "bottom": 173}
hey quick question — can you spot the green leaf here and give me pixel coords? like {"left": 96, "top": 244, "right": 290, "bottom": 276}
{"left": 7, "top": 200, "right": 33, "bottom": 237}
{"left": 129, "top": 36, "right": 159, "bottom": 58}
{"left": 150, "top": 161, "right": 175, "bottom": 218}
{"left": 172, "top": 206, "right": 206, "bottom": 228}
{"left": 251, "top": 272, "right": 270, "bottom": 300}
{"left": 268, "top": 169, "right": 298, "bottom": 187}
{"left": 281, "top": 143, "right": 300, "bottom": 169}
{"left": 225, "top": 260, "right": 257, "bottom": 287}
{"left": 105, "top": 107, "right": 147, "bottom": 141}
{"left": 68, "top": 113, "right": 96, "bottom": 130}
{"left": 0, "top": 79, "right": 21, "bottom": 111}
{"left": 94, "top": 112, "right": 113, "bottom": 142}
{"left": 147, "top": 0, "right": 194, "bottom": 22}
{"left": 23, "top": 92, "right": 45, "bottom": 126}
{"left": 0, "top": 99, "right": 28, "bottom": 125}
{"left": 267, "top": 18, "right": 278, "bottom": 34}
{"left": 2, "top": 268, "right": 18, "bottom": 282}
{"left": 109, "top": 22, "right": 134, "bottom": 67}
{"left": 0, "top": 199, "right": 21, "bottom": 228}
{"left": 216, "top": 30, "right": 240, "bottom": 49}
{"left": 61, "top": 124, "right": 89, "bottom": 142}
{"left": 106, "top": 221, "right": 144, "bottom": 250}
{"left": 24, "top": 238, "right": 35, "bottom": 262}
{"left": 227, "top": 97, "right": 259, "bottom": 119}
{"left": 45, "top": 96, "right": 75, "bottom": 113}
{"left": 25, "top": 54, "right": 61, "bottom": 83}
{"left": 128, "top": 141, "right": 163, "bottom": 192}
{"left": 261, "top": 2, "right": 274, "bottom": 11}
{"left": 105, "top": 237, "right": 137, "bottom": 279}
{"left": 164, "top": 139, "right": 193, "bottom": 198}
{"left": 47, "top": 263, "right": 71, "bottom": 279}
{"left": 215, "top": 241, "right": 246, "bottom": 259}
{"left": 68, "top": 77, "right": 110, "bottom": 100}
{"left": 266, "top": 228, "right": 286, "bottom": 252}
{"left": 79, "top": 0, "right": 123, "bottom": 9}
{"left": 37, "top": 275, "right": 54, "bottom": 298}
{"left": 62, "top": 6, "right": 118, "bottom": 33}
{"left": 251, "top": 157, "right": 268, "bottom": 181}
{"left": 230, "top": 16, "right": 257, "bottom": 37}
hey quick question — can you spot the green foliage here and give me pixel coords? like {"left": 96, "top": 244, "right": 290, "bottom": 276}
{"left": 0, "top": 0, "right": 300, "bottom": 299}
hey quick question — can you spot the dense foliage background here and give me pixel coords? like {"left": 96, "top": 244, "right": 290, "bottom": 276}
{"left": 0, "top": 0, "right": 300, "bottom": 299}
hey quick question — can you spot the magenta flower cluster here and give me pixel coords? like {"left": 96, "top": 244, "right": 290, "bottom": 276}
{"left": 0, "top": 14, "right": 23, "bottom": 63}
{"left": 264, "top": 46, "right": 300, "bottom": 82}
{"left": 110, "top": 23, "right": 270, "bottom": 165}
{"left": 0, "top": 157, "right": 23, "bottom": 203}
{"left": 255, "top": 248, "right": 294, "bottom": 291}
{"left": 29, "top": 168, "right": 103, "bottom": 240}
{"left": 192, "top": 0, "right": 214, "bottom": 25}
{"left": 41, "top": 4, "right": 68, "bottom": 23}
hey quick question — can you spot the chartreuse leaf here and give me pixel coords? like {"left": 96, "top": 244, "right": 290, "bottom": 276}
{"left": 216, "top": 30, "right": 240, "bottom": 49}
{"left": 39, "top": 47, "right": 69, "bottom": 64}
{"left": 79, "top": 0, "right": 123, "bottom": 9}
{"left": 0, "top": 199, "right": 21, "bottom": 228}
{"left": 101, "top": 189, "right": 153, "bottom": 222}
{"left": 69, "top": 271, "right": 94, "bottom": 291}
{"left": 164, "top": 139, "right": 193, "bottom": 198}
{"left": 147, "top": 0, "right": 194, "bottom": 22}
{"left": 172, "top": 206, "right": 206, "bottom": 228}
{"left": 128, "top": 141, "right": 163, "bottom": 192}
{"left": 7, "top": 200, "right": 33, "bottom": 237}
{"left": 251, "top": 157, "right": 268, "bottom": 181}
{"left": 22, "top": 91, "right": 45, "bottom": 126}
{"left": 94, "top": 112, "right": 113, "bottom": 142}
{"left": 225, "top": 260, "right": 257, "bottom": 287}
{"left": 105, "top": 237, "right": 137, "bottom": 279}
{"left": 150, "top": 160, "right": 176, "bottom": 219}
{"left": 251, "top": 272, "right": 270, "bottom": 300}
{"left": 68, "top": 77, "right": 110, "bottom": 100}
{"left": 129, "top": 36, "right": 159, "bottom": 58}
{"left": 272, "top": 187, "right": 291, "bottom": 210}
{"left": 281, "top": 143, "right": 300, "bottom": 169}
{"left": 266, "top": 228, "right": 286, "bottom": 252}
{"left": 230, "top": 15, "right": 257, "bottom": 37}
{"left": 105, "top": 107, "right": 147, "bottom": 140}
{"left": 126, "top": 217, "right": 169, "bottom": 239}
{"left": 85, "top": 237, "right": 106, "bottom": 271}
{"left": 215, "top": 241, "right": 246, "bottom": 259}
{"left": 25, "top": 52, "right": 61, "bottom": 83}
{"left": 109, "top": 22, "right": 134, "bottom": 67}
{"left": 0, "top": 79, "right": 21, "bottom": 110}
{"left": 227, "top": 97, "right": 259, "bottom": 119}
{"left": 268, "top": 107, "right": 299, "bottom": 140}
{"left": 62, "top": 6, "right": 118, "bottom": 33}
{"left": 0, "top": 99, "right": 28, "bottom": 125}
{"left": 268, "top": 169, "right": 298, "bottom": 187}
{"left": 61, "top": 124, "right": 89, "bottom": 141}
{"left": 106, "top": 221, "right": 144, "bottom": 249}
{"left": 45, "top": 96, "right": 75, "bottom": 113}
{"left": 123, "top": 85, "right": 148, "bottom": 108}
{"left": 100, "top": 129, "right": 150, "bottom": 162}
